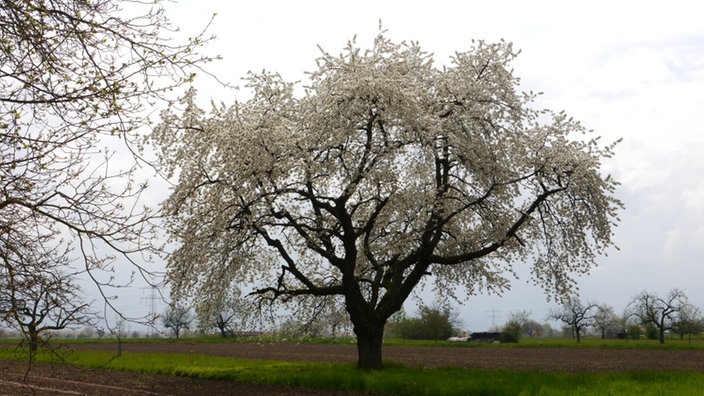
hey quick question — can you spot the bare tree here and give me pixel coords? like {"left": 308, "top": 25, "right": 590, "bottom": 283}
{"left": 152, "top": 33, "right": 621, "bottom": 369}
{"left": 212, "top": 311, "right": 237, "bottom": 338}
{"left": 548, "top": 297, "right": 598, "bottom": 343}
{"left": 593, "top": 304, "right": 620, "bottom": 339}
{"left": 111, "top": 318, "right": 128, "bottom": 357}
{"left": 0, "top": 230, "right": 92, "bottom": 353}
{"left": 1, "top": 0, "right": 215, "bottom": 326}
{"left": 508, "top": 310, "right": 532, "bottom": 328}
{"left": 523, "top": 320, "right": 544, "bottom": 338}
{"left": 161, "top": 304, "right": 193, "bottom": 339}
{"left": 628, "top": 289, "right": 689, "bottom": 344}
{"left": 193, "top": 287, "right": 245, "bottom": 338}
{"left": 614, "top": 311, "right": 642, "bottom": 341}
{"left": 672, "top": 305, "right": 703, "bottom": 344}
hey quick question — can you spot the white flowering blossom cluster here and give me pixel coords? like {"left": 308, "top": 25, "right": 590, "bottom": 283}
{"left": 152, "top": 33, "right": 621, "bottom": 368}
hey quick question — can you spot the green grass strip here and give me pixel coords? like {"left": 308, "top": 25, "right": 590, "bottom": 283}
{"left": 2, "top": 347, "right": 704, "bottom": 395}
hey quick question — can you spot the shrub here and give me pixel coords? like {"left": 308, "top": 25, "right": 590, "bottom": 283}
{"left": 628, "top": 324, "right": 643, "bottom": 340}
{"left": 394, "top": 305, "right": 459, "bottom": 340}
{"left": 502, "top": 320, "right": 522, "bottom": 343}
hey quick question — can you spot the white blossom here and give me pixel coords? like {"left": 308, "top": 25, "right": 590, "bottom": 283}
{"left": 151, "top": 32, "right": 621, "bottom": 368}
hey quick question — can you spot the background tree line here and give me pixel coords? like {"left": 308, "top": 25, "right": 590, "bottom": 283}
{"left": 159, "top": 287, "right": 704, "bottom": 344}
{"left": 545, "top": 288, "right": 703, "bottom": 344}
{"left": 4, "top": 286, "right": 701, "bottom": 345}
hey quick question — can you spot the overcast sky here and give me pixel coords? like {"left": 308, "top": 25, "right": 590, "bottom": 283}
{"left": 123, "top": 0, "right": 704, "bottom": 332}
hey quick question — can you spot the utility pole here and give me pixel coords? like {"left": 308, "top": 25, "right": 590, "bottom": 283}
{"left": 485, "top": 307, "right": 502, "bottom": 329}
{"left": 140, "top": 286, "right": 159, "bottom": 335}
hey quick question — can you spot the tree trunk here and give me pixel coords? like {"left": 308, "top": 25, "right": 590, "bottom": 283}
{"left": 575, "top": 327, "right": 581, "bottom": 343}
{"left": 28, "top": 326, "right": 39, "bottom": 353}
{"left": 659, "top": 328, "right": 665, "bottom": 344}
{"left": 353, "top": 319, "right": 386, "bottom": 370}
{"left": 116, "top": 338, "right": 123, "bottom": 357}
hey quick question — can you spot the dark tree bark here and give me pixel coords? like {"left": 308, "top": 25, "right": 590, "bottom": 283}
{"left": 28, "top": 325, "right": 39, "bottom": 353}
{"left": 353, "top": 319, "right": 386, "bottom": 369}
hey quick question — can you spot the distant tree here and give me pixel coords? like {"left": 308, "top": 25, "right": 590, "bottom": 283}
{"left": 672, "top": 305, "right": 703, "bottom": 344}
{"left": 161, "top": 304, "right": 193, "bottom": 339}
{"left": 628, "top": 289, "right": 689, "bottom": 344}
{"left": 152, "top": 32, "right": 622, "bottom": 369}
{"left": 593, "top": 304, "right": 620, "bottom": 339}
{"left": 540, "top": 323, "right": 559, "bottom": 337}
{"left": 212, "top": 311, "right": 236, "bottom": 338}
{"left": 0, "top": 232, "right": 92, "bottom": 353}
{"left": 111, "top": 318, "right": 128, "bottom": 357}
{"left": 509, "top": 310, "right": 532, "bottom": 326}
{"left": 195, "top": 302, "right": 235, "bottom": 338}
{"left": 523, "top": 319, "right": 544, "bottom": 337}
{"left": 193, "top": 286, "right": 244, "bottom": 338}
{"left": 193, "top": 307, "right": 236, "bottom": 337}
{"left": 548, "top": 297, "right": 598, "bottom": 343}
{"left": 501, "top": 310, "right": 532, "bottom": 343}
{"left": 613, "top": 311, "right": 638, "bottom": 341}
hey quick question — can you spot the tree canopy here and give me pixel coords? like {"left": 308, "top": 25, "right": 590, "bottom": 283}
{"left": 153, "top": 33, "right": 621, "bottom": 369}
{"left": 548, "top": 296, "right": 598, "bottom": 343}
{"left": 161, "top": 303, "right": 193, "bottom": 339}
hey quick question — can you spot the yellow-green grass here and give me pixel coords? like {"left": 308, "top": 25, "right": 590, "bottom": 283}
{"left": 2, "top": 345, "right": 704, "bottom": 395}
